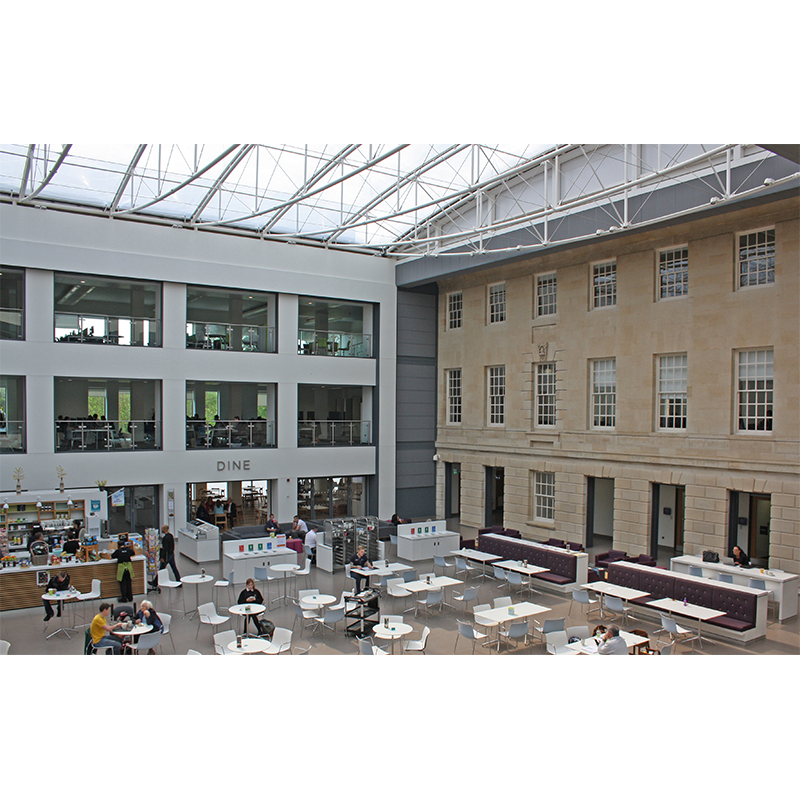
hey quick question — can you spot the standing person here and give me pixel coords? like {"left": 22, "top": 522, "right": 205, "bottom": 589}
{"left": 304, "top": 527, "right": 318, "bottom": 565}
{"left": 160, "top": 525, "right": 181, "bottom": 581}
{"left": 291, "top": 515, "right": 308, "bottom": 537}
{"left": 350, "top": 545, "right": 373, "bottom": 593}
{"left": 43, "top": 569, "right": 71, "bottom": 621}
{"left": 597, "top": 625, "right": 629, "bottom": 655}
{"left": 90, "top": 602, "right": 124, "bottom": 654}
{"left": 62, "top": 529, "right": 81, "bottom": 558}
{"left": 112, "top": 535, "right": 136, "bottom": 603}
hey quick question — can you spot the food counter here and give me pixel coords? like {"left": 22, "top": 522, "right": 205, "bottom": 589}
{"left": 0, "top": 555, "right": 146, "bottom": 611}
{"left": 222, "top": 536, "right": 296, "bottom": 584}
{"left": 396, "top": 520, "right": 460, "bottom": 562}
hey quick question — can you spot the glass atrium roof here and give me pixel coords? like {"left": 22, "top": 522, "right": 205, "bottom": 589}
{"left": 0, "top": 143, "right": 795, "bottom": 261}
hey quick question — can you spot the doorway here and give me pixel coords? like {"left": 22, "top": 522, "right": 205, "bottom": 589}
{"left": 445, "top": 462, "right": 461, "bottom": 520}
{"left": 106, "top": 485, "right": 160, "bottom": 538}
{"left": 749, "top": 494, "right": 771, "bottom": 561}
{"left": 586, "top": 477, "right": 614, "bottom": 549}
{"left": 728, "top": 491, "right": 771, "bottom": 565}
{"left": 485, "top": 467, "right": 504, "bottom": 527}
{"left": 651, "top": 483, "right": 685, "bottom": 556}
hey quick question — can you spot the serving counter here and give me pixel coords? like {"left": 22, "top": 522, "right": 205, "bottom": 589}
{"left": 222, "top": 537, "right": 297, "bottom": 585}
{"left": 396, "top": 520, "right": 460, "bottom": 562}
{"left": 0, "top": 556, "right": 146, "bottom": 611}
{"left": 178, "top": 521, "right": 220, "bottom": 563}
{"left": 670, "top": 554, "right": 798, "bottom": 620}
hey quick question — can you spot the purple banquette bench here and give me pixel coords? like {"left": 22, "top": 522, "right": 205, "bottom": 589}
{"left": 606, "top": 562, "right": 758, "bottom": 633}
{"left": 477, "top": 534, "right": 578, "bottom": 586}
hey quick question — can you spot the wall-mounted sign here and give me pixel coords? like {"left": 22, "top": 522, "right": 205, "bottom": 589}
{"left": 216, "top": 460, "right": 251, "bottom": 472}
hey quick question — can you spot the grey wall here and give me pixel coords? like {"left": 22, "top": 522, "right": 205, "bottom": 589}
{"left": 395, "top": 288, "right": 437, "bottom": 519}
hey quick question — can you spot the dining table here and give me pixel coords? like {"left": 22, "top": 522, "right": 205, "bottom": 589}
{"left": 41, "top": 589, "right": 81, "bottom": 640}
{"left": 450, "top": 548, "right": 502, "bottom": 579}
{"left": 580, "top": 581, "right": 650, "bottom": 618}
{"left": 228, "top": 603, "right": 266, "bottom": 635}
{"left": 566, "top": 630, "right": 650, "bottom": 654}
{"left": 645, "top": 597, "right": 725, "bottom": 649}
{"left": 181, "top": 573, "right": 215, "bottom": 619}
{"left": 474, "top": 601, "right": 551, "bottom": 651}
{"left": 227, "top": 636, "right": 268, "bottom": 654}
{"left": 270, "top": 562, "right": 300, "bottom": 605}
{"left": 372, "top": 620, "right": 413, "bottom": 654}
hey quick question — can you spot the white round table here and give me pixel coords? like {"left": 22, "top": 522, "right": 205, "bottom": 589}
{"left": 41, "top": 590, "right": 81, "bottom": 640}
{"left": 372, "top": 621, "right": 413, "bottom": 654}
{"left": 181, "top": 573, "right": 214, "bottom": 618}
{"left": 112, "top": 622, "right": 153, "bottom": 651}
{"left": 229, "top": 603, "right": 267, "bottom": 635}
{"left": 270, "top": 563, "right": 300, "bottom": 605}
{"left": 227, "top": 637, "right": 267, "bottom": 654}
{"left": 299, "top": 593, "right": 336, "bottom": 610}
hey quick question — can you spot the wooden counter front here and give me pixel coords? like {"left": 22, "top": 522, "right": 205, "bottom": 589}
{"left": 0, "top": 557, "right": 147, "bottom": 611}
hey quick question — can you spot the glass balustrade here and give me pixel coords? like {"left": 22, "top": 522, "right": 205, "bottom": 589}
{"left": 297, "top": 420, "right": 371, "bottom": 446}
{"left": 0, "top": 420, "right": 25, "bottom": 452}
{"left": 186, "top": 322, "right": 276, "bottom": 352}
{"left": 297, "top": 329, "right": 372, "bottom": 357}
{"left": 185, "top": 419, "right": 275, "bottom": 449}
{"left": 55, "top": 314, "right": 161, "bottom": 347}
{"left": 54, "top": 419, "right": 161, "bottom": 451}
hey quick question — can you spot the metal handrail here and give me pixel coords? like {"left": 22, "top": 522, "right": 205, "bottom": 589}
{"left": 54, "top": 419, "right": 161, "bottom": 451}
{"left": 185, "top": 418, "right": 275, "bottom": 448}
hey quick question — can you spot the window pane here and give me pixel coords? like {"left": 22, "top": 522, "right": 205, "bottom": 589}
{"left": 658, "top": 354, "right": 687, "bottom": 429}
{"left": 593, "top": 261, "right": 617, "bottom": 308}
{"left": 488, "top": 366, "right": 505, "bottom": 424}
{"left": 659, "top": 248, "right": 689, "bottom": 298}
{"left": 592, "top": 359, "right": 616, "bottom": 427}
{"left": 537, "top": 274, "right": 557, "bottom": 316}
{"left": 489, "top": 284, "right": 506, "bottom": 323}
{"left": 739, "top": 229, "right": 775, "bottom": 287}
{"left": 536, "top": 363, "right": 556, "bottom": 426}
{"left": 737, "top": 349, "right": 773, "bottom": 431}
{"left": 448, "top": 292, "right": 463, "bottom": 329}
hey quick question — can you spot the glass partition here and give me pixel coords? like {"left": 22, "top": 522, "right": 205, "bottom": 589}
{"left": 0, "top": 266, "right": 24, "bottom": 340}
{"left": 54, "top": 273, "right": 161, "bottom": 347}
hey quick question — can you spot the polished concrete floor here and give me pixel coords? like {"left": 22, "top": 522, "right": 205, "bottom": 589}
{"left": 2, "top": 524, "right": 798, "bottom": 657}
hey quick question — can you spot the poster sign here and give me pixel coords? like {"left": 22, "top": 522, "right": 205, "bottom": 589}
{"left": 111, "top": 489, "right": 125, "bottom": 507}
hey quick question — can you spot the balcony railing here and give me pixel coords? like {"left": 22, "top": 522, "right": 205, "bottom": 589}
{"left": 0, "top": 308, "right": 24, "bottom": 340}
{"left": 0, "top": 420, "right": 25, "bottom": 452}
{"left": 186, "top": 322, "right": 276, "bottom": 353}
{"left": 55, "top": 419, "right": 161, "bottom": 451}
{"left": 298, "top": 420, "right": 371, "bottom": 446}
{"left": 297, "top": 329, "right": 372, "bottom": 358}
{"left": 186, "top": 418, "right": 275, "bottom": 449}
{"left": 55, "top": 314, "right": 161, "bottom": 347}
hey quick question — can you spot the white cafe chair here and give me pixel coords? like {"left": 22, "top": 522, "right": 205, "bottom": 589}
{"left": 544, "top": 630, "right": 580, "bottom": 655}
{"left": 76, "top": 578, "right": 102, "bottom": 626}
{"left": 357, "top": 636, "right": 388, "bottom": 655}
{"left": 402, "top": 626, "right": 431, "bottom": 654}
{"left": 196, "top": 602, "right": 229, "bottom": 640}
{"left": 0, "top": 640, "right": 10, "bottom": 655}
{"left": 263, "top": 627, "right": 293, "bottom": 654}
{"left": 454, "top": 620, "right": 487, "bottom": 654}
{"left": 213, "top": 629, "right": 238, "bottom": 655}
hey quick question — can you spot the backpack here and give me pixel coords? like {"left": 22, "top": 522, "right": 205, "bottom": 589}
{"left": 84, "top": 628, "right": 94, "bottom": 655}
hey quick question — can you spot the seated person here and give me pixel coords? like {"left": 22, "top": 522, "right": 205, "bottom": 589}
{"left": 137, "top": 600, "right": 163, "bottom": 654}
{"left": 597, "top": 625, "right": 628, "bottom": 655}
{"left": 350, "top": 545, "right": 373, "bottom": 593}
{"left": 42, "top": 569, "right": 71, "bottom": 621}
{"left": 732, "top": 545, "right": 751, "bottom": 567}
{"left": 237, "top": 578, "right": 270, "bottom": 636}
{"left": 264, "top": 514, "right": 280, "bottom": 534}
{"left": 390, "top": 513, "right": 411, "bottom": 525}
{"left": 291, "top": 515, "right": 308, "bottom": 537}
{"left": 62, "top": 529, "right": 81, "bottom": 557}
{"left": 304, "top": 527, "right": 318, "bottom": 564}
{"left": 90, "top": 602, "right": 125, "bottom": 654}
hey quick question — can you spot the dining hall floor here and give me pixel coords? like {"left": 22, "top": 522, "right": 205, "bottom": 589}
{"left": 2, "top": 525, "right": 798, "bottom": 657}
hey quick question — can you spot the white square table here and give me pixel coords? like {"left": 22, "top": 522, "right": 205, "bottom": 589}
{"left": 450, "top": 548, "right": 502, "bottom": 579}
{"left": 580, "top": 581, "right": 650, "bottom": 618}
{"left": 401, "top": 575, "right": 463, "bottom": 611}
{"left": 566, "top": 630, "right": 650, "bottom": 654}
{"left": 646, "top": 597, "right": 725, "bottom": 648}
{"left": 474, "top": 601, "right": 551, "bottom": 651}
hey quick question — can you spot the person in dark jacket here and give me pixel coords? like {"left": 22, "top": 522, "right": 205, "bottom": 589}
{"left": 237, "top": 578, "right": 270, "bottom": 636}
{"left": 113, "top": 536, "right": 136, "bottom": 602}
{"left": 159, "top": 525, "right": 181, "bottom": 581}
{"left": 732, "top": 545, "right": 751, "bottom": 567}
{"left": 43, "top": 569, "right": 71, "bottom": 621}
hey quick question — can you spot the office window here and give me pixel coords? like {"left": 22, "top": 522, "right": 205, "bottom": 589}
{"left": 488, "top": 283, "right": 506, "bottom": 323}
{"left": 488, "top": 366, "right": 505, "bottom": 425}
{"left": 738, "top": 228, "right": 775, "bottom": 287}
{"left": 536, "top": 363, "right": 556, "bottom": 426}
{"left": 659, "top": 247, "right": 689, "bottom": 298}
{"left": 534, "top": 471, "right": 556, "bottom": 521}
{"left": 536, "top": 273, "right": 557, "bottom": 317}
{"left": 447, "top": 292, "right": 463, "bottom": 330}
{"left": 592, "top": 359, "right": 616, "bottom": 428}
{"left": 658, "top": 354, "right": 687, "bottom": 429}
{"left": 447, "top": 368, "right": 462, "bottom": 424}
{"left": 592, "top": 260, "right": 617, "bottom": 308}
{"left": 737, "top": 349, "right": 773, "bottom": 431}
